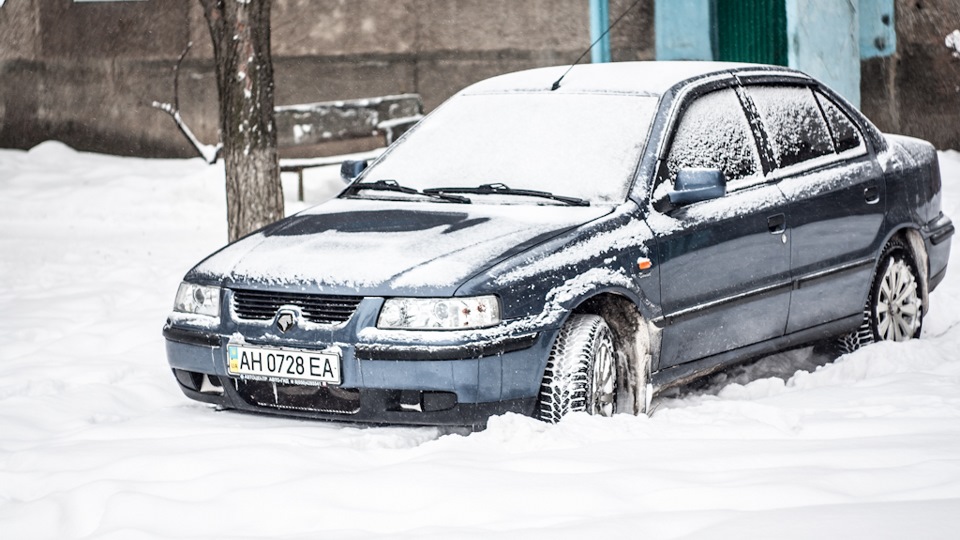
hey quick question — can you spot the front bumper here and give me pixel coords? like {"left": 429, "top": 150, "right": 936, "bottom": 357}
{"left": 163, "top": 296, "right": 553, "bottom": 427}
{"left": 172, "top": 369, "right": 537, "bottom": 427}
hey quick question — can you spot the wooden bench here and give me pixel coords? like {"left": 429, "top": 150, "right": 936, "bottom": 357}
{"left": 275, "top": 94, "right": 424, "bottom": 200}
{"left": 153, "top": 90, "right": 423, "bottom": 201}
{"left": 151, "top": 45, "right": 422, "bottom": 200}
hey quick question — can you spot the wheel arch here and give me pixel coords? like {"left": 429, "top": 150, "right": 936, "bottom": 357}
{"left": 879, "top": 226, "right": 930, "bottom": 316}
{"left": 567, "top": 291, "right": 655, "bottom": 415}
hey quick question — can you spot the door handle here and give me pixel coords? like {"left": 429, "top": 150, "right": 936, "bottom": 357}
{"left": 767, "top": 213, "right": 786, "bottom": 234}
{"left": 864, "top": 185, "right": 880, "bottom": 205}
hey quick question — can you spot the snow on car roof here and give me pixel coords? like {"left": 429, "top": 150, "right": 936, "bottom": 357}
{"left": 461, "top": 61, "right": 787, "bottom": 97}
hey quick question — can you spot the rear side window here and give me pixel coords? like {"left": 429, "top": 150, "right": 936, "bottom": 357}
{"left": 747, "top": 86, "right": 834, "bottom": 169}
{"left": 663, "top": 88, "right": 761, "bottom": 192}
{"left": 814, "top": 91, "right": 863, "bottom": 153}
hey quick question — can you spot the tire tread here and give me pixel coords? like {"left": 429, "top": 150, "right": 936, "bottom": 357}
{"left": 538, "top": 314, "right": 608, "bottom": 424}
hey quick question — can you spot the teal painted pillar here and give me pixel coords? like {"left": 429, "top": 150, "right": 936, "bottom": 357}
{"left": 785, "top": 0, "right": 860, "bottom": 108}
{"left": 860, "top": 0, "right": 896, "bottom": 58}
{"left": 655, "top": 0, "right": 716, "bottom": 61}
{"left": 590, "top": 0, "right": 611, "bottom": 63}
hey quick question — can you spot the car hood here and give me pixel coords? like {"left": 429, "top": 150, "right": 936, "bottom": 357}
{"left": 188, "top": 198, "right": 613, "bottom": 296}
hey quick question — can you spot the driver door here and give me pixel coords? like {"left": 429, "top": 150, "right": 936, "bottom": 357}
{"left": 649, "top": 87, "right": 792, "bottom": 369}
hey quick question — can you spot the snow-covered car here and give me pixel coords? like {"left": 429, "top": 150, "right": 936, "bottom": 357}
{"left": 163, "top": 61, "right": 953, "bottom": 427}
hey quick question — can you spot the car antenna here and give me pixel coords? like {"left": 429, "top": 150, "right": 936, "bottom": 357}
{"left": 551, "top": 0, "right": 645, "bottom": 91}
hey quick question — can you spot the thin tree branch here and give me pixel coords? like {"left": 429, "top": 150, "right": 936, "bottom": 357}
{"left": 149, "top": 101, "right": 222, "bottom": 164}
{"left": 173, "top": 40, "right": 193, "bottom": 112}
{"left": 148, "top": 41, "right": 222, "bottom": 164}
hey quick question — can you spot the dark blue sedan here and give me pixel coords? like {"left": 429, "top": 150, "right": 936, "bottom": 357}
{"left": 163, "top": 62, "right": 953, "bottom": 427}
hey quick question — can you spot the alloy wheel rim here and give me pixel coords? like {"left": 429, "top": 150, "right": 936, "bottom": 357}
{"left": 591, "top": 337, "right": 616, "bottom": 416}
{"left": 875, "top": 257, "right": 922, "bottom": 342}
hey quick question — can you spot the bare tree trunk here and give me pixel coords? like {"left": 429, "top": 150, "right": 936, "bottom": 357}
{"left": 200, "top": 0, "right": 283, "bottom": 242}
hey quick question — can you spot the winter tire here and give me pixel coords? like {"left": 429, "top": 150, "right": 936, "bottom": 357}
{"left": 538, "top": 314, "right": 618, "bottom": 423}
{"left": 839, "top": 238, "right": 923, "bottom": 353}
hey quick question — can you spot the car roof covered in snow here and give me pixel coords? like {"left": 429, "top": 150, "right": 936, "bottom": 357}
{"left": 460, "top": 61, "right": 803, "bottom": 97}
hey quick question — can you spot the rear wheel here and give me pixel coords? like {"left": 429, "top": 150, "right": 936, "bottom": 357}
{"left": 872, "top": 243, "right": 923, "bottom": 341}
{"left": 839, "top": 238, "right": 923, "bottom": 353}
{"left": 538, "top": 314, "right": 617, "bottom": 423}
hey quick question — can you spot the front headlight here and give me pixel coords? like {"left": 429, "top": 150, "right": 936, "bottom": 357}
{"left": 174, "top": 282, "right": 221, "bottom": 318}
{"left": 377, "top": 296, "right": 501, "bottom": 330}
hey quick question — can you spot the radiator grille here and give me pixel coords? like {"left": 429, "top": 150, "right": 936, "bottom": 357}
{"left": 231, "top": 289, "right": 362, "bottom": 325}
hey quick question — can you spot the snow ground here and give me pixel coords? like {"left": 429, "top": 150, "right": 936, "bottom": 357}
{"left": 2, "top": 142, "right": 960, "bottom": 539}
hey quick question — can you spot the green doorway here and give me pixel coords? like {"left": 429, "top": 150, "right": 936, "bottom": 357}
{"left": 715, "top": 0, "right": 788, "bottom": 66}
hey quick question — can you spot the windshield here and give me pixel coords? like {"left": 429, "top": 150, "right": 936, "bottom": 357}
{"left": 356, "top": 92, "right": 658, "bottom": 205}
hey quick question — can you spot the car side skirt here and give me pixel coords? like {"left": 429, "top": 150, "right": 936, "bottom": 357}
{"left": 654, "top": 258, "right": 874, "bottom": 327}
{"left": 651, "top": 313, "right": 862, "bottom": 392}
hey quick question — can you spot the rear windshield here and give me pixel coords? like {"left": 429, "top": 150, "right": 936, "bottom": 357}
{"left": 357, "top": 92, "right": 659, "bottom": 205}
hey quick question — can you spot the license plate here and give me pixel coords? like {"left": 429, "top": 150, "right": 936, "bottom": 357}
{"left": 227, "top": 343, "right": 341, "bottom": 385}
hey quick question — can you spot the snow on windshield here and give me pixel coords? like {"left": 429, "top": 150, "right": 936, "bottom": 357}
{"left": 361, "top": 92, "right": 659, "bottom": 205}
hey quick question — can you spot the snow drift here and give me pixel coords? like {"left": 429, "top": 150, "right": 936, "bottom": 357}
{"left": 2, "top": 141, "right": 960, "bottom": 539}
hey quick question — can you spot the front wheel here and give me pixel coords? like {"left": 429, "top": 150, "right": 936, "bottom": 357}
{"left": 538, "top": 314, "right": 617, "bottom": 423}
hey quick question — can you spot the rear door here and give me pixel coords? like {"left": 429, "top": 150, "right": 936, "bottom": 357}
{"left": 649, "top": 85, "right": 792, "bottom": 369}
{"left": 741, "top": 83, "right": 885, "bottom": 333}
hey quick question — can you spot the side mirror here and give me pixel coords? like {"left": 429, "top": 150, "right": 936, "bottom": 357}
{"left": 340, "top": 160, "right": 368, "bottom": 183}
{"left": 667, "top": 168, "right": 726, "bottom": 205}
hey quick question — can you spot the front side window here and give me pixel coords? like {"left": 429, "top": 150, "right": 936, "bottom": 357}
{"left": 660, "top": 88, "right": 761, "bottom": 197}
{"left": 747, "top": 86, "right": 834, "bottom": 169}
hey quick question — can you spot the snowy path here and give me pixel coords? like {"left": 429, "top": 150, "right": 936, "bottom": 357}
{"left": 2, "top": 142, "right": 959, "bottom": 539}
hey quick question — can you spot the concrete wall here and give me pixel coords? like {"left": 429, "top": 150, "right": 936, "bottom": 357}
{"left": 5, "top": 0, "right": 953, "bottom": 155}
{"left": 0, "top": 0, "right": 654, "bottom": 158}
{"left": 0, "top": 0, "right": 196, "bottom": 156}
{"left": 0, "top": 0, "right": 40, "bottom": 61}
{"left": 860, "top": 0, "right": 960, "bottom": 150}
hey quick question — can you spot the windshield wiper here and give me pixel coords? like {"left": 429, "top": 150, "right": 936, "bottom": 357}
{"left": 423, "top": 183, "right": 589, "bottom": 207}
{"left": 347, "top": 180, "right": 471, "bottom": 204}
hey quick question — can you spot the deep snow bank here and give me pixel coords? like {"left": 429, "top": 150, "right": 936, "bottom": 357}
{"left": 1, "top": 142, "right": 959, "bottom": 539}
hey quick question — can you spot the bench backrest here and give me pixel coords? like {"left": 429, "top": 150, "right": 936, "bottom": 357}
{"left": 274, "top": 94, "right": 424, "bottom": 148}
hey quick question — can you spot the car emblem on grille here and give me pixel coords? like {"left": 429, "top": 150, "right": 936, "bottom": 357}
{"left": 276, "top": 310, "right": 297, "bottom": 333}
